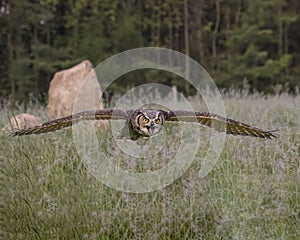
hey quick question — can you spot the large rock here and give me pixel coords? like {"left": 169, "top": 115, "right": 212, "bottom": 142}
{"left": 2, "top": 113, "right": 39, "bottom": 132}
{"left": 48, "top": 60, "right": 104, "bottom": 118}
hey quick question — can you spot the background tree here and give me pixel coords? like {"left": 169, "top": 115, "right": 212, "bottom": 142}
{"left": 0, "top": 0, "right": 299, "bottom": 101}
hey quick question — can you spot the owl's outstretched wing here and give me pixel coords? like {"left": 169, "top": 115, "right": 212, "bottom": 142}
{"left": 9, "top": 109, "right": 128, "bottom": 136}
{"left": 165, "top": 110, "right": 277, "bottom": 139}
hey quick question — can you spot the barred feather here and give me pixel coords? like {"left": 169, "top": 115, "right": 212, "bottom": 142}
{"left": 9, "top": 109, "right": 128, "bottom": 136}
{"left": 9, "top": 108, "right": 277, "bottom": 139}
{"left": 166, "top": 110, "right": 277, "bottom": 139}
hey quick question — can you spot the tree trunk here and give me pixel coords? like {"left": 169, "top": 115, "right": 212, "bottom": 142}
{"left": 7, "top": 32, "right": 15, "bottom": 98}
{"left": 195, "top": 0, "right": 205, "bottom": 66}
{"left": 278, "top": 8, "right": 283, "bottom": 57}
{"left": 234, "top": 0, "right": 242, "bottom": 28}
{"left": 284, "top": 23, "right": 289, "bottom": 55}
{"left": 33, "top": 25, "right": 39, "bottom": 94}
{"left": 184, "top": 0, "right": 190, "bottom": 95}
{"left": 212, "top": 0, "right": 220, "bottom": 71}
{"left": 223, "top": 5, "right": 231, "bottom": 63}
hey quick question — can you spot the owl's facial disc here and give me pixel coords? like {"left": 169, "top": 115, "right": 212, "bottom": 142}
{"left": 133, "top": 110, "right": 165, "bottom": 138}
{"left": 140, "top": 119, "right": 162, "bottom": 137}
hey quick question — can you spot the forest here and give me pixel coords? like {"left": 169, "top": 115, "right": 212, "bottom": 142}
{"left": 0, "top": 0, "right": 299, "bottom": 100}
{"left": 1, "top": 1, "right": 300, "bottom": 239}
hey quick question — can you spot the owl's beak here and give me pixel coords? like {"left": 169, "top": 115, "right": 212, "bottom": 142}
{"left": 146, "top": 126, "right": 153, "bottom": 135}
{"left": 146, "top": 125, "right": 155, "bottom": 135}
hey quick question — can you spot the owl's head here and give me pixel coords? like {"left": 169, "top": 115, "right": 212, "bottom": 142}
{"left": 133, "top": 109, "right": 165, "bottom": 137}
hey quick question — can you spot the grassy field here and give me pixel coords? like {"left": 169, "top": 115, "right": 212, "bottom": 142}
{"left": 1, "top": 91, "right": 300, "bottom": 239}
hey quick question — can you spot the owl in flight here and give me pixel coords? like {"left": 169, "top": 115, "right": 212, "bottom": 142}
{"left": 9, "top": 109, "right": 276, "bottom": 140}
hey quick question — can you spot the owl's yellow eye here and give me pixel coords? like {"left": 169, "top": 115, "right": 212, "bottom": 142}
{"left": 155, "top": 118, "right": 160, "bottom": 124}
{"left": 143, "top": 118, "right": 149, "bottom": 123}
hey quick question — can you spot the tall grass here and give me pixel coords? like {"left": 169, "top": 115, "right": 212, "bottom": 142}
{"left": 1, "top": 91, "right": 299, "bottom": 239}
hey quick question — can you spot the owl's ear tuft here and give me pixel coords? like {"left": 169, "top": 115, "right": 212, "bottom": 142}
{"left": 161, "top": 110, "right": 169, "bottom": 120}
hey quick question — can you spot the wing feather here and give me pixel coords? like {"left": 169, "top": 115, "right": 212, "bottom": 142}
{"left": 165, "top": 110, "right": 277, "bottom": 139}
{"left": 9, "top": 109, "right": 128, "bottom": 136}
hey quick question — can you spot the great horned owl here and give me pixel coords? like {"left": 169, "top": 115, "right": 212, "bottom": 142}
{"left": 9, "top": 109, "right": 277, "bottom": 140}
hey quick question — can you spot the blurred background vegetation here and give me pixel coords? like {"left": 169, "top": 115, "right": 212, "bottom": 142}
{"left": 0, "top": 0, "right": 299, "bottom": 101}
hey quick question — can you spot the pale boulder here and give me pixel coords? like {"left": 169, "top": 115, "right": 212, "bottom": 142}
{"left": 48, "top": 60, "right": 105, "bottom": 118}
{"left": 2, "top": 113, "right": 39, "bottom": 132}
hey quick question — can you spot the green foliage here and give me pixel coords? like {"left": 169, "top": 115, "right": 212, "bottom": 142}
{"left": 219, "top": 0, "right": 299, "bottom": 92}
{"left": 0, "top": 0, "right": 299, "bottom": 100}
